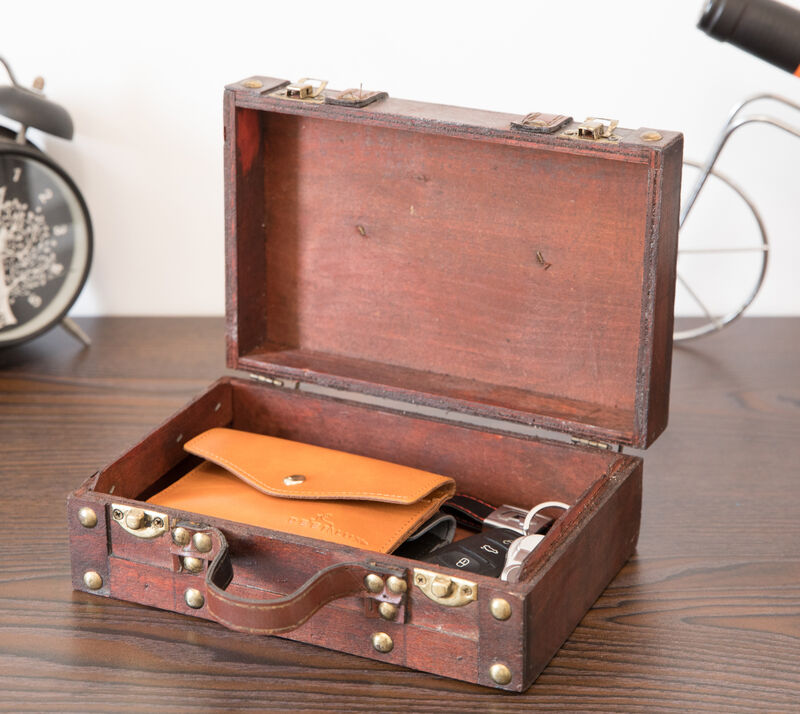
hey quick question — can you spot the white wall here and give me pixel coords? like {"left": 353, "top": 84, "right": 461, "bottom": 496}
{"left": 2, "top": 0, "right": 799, "bottom": 317}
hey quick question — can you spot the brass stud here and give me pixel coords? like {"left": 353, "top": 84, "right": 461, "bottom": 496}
{"left": 243, "top": 79, "right": 263, "bottom": 89}
{"left": 364, "top": 574, "right": 384, "bottom": 593}
{"left": 283, "top": 474, "right": 306, "bottom": 486}
{"left": 193, "top": 532, "right": 212, "bottom": 553}
{"left": 386, "top": 575, "right": 407, "bottom": 594}
{"left": 185, "top": 588, "right": 205, "bottom": 609}
{"left": 371, "top": 631, "right": 394, "bottom": 653}
{"left": 490, "top": 662, "right": 512, "bottom": 685}
{"left": 125, "top": 509, "right": 145, "bottom": 530}
{"left": 640, "top": 130, "right": 663, "bottom": 142}
{"left": 77, "top": 507, "right": 97, "bottom": 528}
{"left": 83, "top": 571, "right": 103, "bottom": 590}
{"left": 172, "top": 527, "right": 191, "bottom": 546}
{"left": 182, "top": 556, "right": 204, "bottom": 573}
{"left": 431, "top": 576, "right": 453, "bottom": 599}
{"left": 490, "top": 598, "right": 512, "bottom": 621}
{"left": 378, "top": 602, "right": 398, "bottom": 620}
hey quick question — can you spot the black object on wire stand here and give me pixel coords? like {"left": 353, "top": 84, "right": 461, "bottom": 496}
{"left": 673, "top": 1, "right": 800, "bottom": 341}
{"left": 699, "top": 0, "right": 800, "bottom": 76}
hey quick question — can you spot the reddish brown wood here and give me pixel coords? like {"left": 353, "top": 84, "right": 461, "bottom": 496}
{"left": 67, "top": 372, "right": 641, "bottom": 690}
{"left": 227, "top": 378, "right": 625, "bottom": 505}
{"left": 93, "top": 380, "right": 232, "bottom": 499}
{"left": 224, "top": 78, "right": 682, "bottom": 448}
{"left": 223, "top": 77, "right": 287, "bottom": 361}
{"left": 640, "top": 139, "right": 683, "bottom": 444}
{"left": 523, "top": 458, "right": 642, "bottom": 684}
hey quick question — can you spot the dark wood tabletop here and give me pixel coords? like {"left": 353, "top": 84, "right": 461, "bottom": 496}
{"left": 1, "top": 317, "right": 798, "bottom": 712}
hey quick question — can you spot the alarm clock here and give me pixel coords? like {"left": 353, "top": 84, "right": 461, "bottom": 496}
{"left": 0, "top": 56, "right": 92, "bottom": 348}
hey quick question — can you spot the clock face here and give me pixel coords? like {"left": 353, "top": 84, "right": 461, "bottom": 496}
{"left": 0, "top": 146, "right": 91, "bottom": 346}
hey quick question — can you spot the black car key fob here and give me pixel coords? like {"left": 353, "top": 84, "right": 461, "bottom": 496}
{"left": 419, "top": 527, "right": 519, "bottom": 577}
{"left": 420, "top": 496, "right": 570, "bottom": 578}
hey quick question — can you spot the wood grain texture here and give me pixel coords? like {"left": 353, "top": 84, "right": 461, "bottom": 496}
{"left": 67, "top": 369, "right": 637, "bottom": 689}
{"left": 2, "top": 317, "right": 800, "bottom": 711}
{"left": 224, "top": 82, "right": 682, "bottom": 448}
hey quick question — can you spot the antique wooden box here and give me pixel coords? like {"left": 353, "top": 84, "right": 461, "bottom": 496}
{"left": 68, "top": 76, "right": 682, "bottom": 691}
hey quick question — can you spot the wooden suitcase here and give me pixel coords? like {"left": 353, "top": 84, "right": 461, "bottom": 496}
{"left": 68, "top": 76, "right": 682, "bottom": 692}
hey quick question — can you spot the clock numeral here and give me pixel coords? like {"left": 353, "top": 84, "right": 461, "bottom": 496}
{"left": 53, "top": 224, "right": 68, "bottom": 237}
{"left": 12, "top": 167, "right": 21, "bottom": 183}
{"left": 38, "top": 188, "right": 54, "bottom": 205}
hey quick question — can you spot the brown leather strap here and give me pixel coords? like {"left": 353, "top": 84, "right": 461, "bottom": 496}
{"left": 204, "top": 529, "right": 385, "bottom": 635}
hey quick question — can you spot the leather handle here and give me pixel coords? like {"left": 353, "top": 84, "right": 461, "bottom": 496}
{"left": 202, "top": 528, "right": 397, "bottom": 635}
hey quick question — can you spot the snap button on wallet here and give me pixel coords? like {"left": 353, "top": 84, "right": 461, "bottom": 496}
{"left": 147, "top": 427, "right": 456, "bottom": 553}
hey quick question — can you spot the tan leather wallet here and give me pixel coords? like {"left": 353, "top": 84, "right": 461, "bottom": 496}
{"left": 147, "top": 427, "right": 456, "bottom": 553}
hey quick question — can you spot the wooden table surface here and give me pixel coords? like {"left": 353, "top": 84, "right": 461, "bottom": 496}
{"left": 1, "top": 317, "right": 798, "bottom": 712}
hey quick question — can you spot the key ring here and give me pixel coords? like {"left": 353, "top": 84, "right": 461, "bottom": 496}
{"left": 522, "top": 501, "right": 569, "bottom": 535}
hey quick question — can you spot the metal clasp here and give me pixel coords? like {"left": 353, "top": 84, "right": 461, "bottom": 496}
{"left": 413, "top": 568, "right": 477, "bottom": 607}
{"left": 563, "top": 116, "right": 620, "bottom": 141}
{"left": 271, "top": 77, "right": 328, "bottom": 104}
{"left": 111, "top": 503, "right": 168, "bottom": 539}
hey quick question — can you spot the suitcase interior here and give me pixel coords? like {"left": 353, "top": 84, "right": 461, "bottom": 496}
{"left": 81, "top": 373, "right": 637, "bottom": 577}
{"left": 70, "top": 375, "right": 641, "bottom": 688}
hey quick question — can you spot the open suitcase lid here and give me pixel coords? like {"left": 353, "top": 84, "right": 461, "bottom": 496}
{"left": 223, "top": 77, "right": 683, "bottom": 450}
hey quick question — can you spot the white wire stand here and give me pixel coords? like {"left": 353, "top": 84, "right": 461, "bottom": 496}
{"left": 675, "top": 93, "right": 800, "bottom": 341}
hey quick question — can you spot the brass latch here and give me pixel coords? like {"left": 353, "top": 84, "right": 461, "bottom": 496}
{"left": 413, "top": 568, "right": 477, "bottom": 607}
{"left": 563, "top": 117, "right": 620, "bottom": 142}
{"left": 111, "top": 503, "right": 168, "bottom": 539}
{"left": 270, "top": 78, "right": 328, "bottom": 104}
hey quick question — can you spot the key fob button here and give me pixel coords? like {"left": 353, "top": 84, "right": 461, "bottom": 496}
{"left": 484, "top": 529, "right": 518, "bottom": 549}
{"left": 420, "top": 528, "right": 521, "bottom": 578}
{"left": 430, "top": 549, "right": 488, "bottom": 573}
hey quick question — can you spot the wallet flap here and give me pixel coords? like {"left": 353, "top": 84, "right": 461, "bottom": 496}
{"left": 148, "top": 461, "right": 451, "bottom": 553}
{"left": 184, "top": 428, "right": 455, "bottom": 504}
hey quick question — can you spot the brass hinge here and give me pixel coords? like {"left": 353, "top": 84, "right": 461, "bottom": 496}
{"left": 510, "top": 111, "right": 572, "bottom": 134}
{"left": 570, "top": 436, "right": 620, "bottom": 452}
{"left": 248, "top": 373, "right": 285, "bottom": 387}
